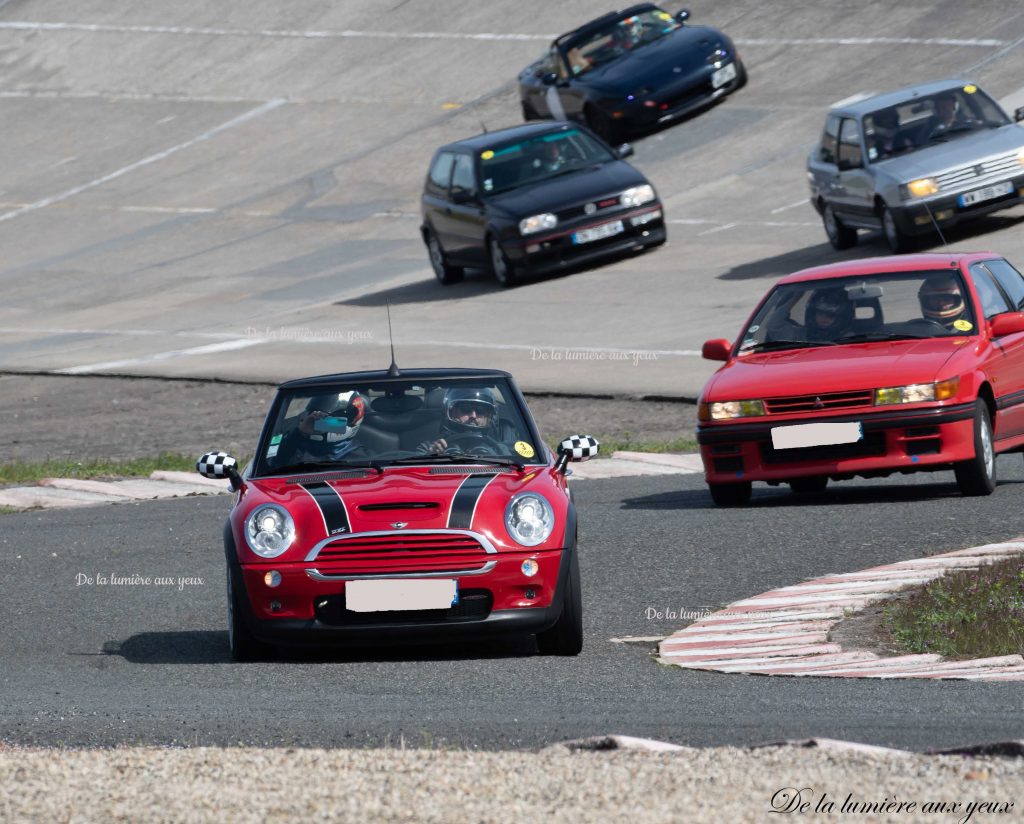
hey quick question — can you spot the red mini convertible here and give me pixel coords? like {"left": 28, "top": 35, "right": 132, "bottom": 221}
{"left": 698, "top": 253, "right": 1024, "bottom": 505}
{"left": 197, "top": 368, "right": 598, "bottom": 660}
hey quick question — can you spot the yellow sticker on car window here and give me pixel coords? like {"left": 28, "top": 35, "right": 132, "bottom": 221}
{"left": 964, "top": 84, "right": 977, "bottom": 94}
{"left": 657, "top": 11, "right": 673, "bottom": 20}
{"left": 514, "top": 441, "right": 536, "bottom": 458}
{"left": 481, "top": 150, "right": 494, "bottom": 160}
{"left": 953, "top": 319, "right": 974, "bottom": 332}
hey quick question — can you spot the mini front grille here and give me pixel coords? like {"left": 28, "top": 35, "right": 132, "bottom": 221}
{"left": 935, "top": 152, "right": 1021, "bottom": 191}
{"left": 314, "top": 588, "right": 493, "bottom": 626}
{"left": 764, "top": 390, "right": 874, "bottom": 415}
{"left": 315, "top": 533, "right": 486, "bottom": 561}
{"left": 760, "top": 432, "right": 887, "bottom": 465}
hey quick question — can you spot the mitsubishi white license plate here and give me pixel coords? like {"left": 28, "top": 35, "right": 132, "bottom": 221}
{"left": 711, "top": 62, "right": 738, "bottom": 89}
{"left": 572, "top": 220, "right": 624, "bottom": 245}
{"left": 958, "top": 181, "right": 1013, "bottom": 208}
{"left": 771, "top": 421, "right": 863, "bottom": 450}
{"left": 345, "top": 578, "right": 457, "bottom": 612}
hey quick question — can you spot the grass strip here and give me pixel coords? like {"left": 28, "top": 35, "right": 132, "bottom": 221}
{"left": 883, "top": 556, "right": 1024, "bottom": 660}
{"left": 0, "top": 453, "right": 198, "bottom": 485}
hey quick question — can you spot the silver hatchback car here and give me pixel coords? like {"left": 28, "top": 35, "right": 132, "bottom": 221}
{"left": 808, "top": 79, "right": 1024, "bottom": 253}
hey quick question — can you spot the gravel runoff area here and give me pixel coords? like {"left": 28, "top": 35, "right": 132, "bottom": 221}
{"left": 1, "top": 743, "right": 1021, "bottom": 823}
{"left": 0, "top": 373, "right": 699, "bottom": 464}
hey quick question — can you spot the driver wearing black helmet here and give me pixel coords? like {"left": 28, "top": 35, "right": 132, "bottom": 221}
{"left": 418, "top": 387, "right": 514, "bottom": 455}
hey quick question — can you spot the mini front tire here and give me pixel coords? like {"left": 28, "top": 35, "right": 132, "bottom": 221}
{"left": 536, "top": 549, "right": 583, "bottom": 656}
{"left": 227, "top": 566, "right": 273, "bottom": 662}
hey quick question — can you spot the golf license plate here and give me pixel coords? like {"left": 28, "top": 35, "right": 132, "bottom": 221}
{"left": 712, "top": 63, "right": 738, "bottom": 89}
{"left": 573, "top": 220, "right": 624, "bottom": 245}
{"left": 771, "top": 421, "right": 863, "bottom": 450}
{"left": 345, "top": 578, "right": 458, "bottom": 612}
{"left": 958, "top": 181, "right": 1014, "bottom": 208}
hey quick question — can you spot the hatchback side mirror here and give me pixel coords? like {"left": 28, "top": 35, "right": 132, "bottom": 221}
{"left": 197, "top": 451, "right": 241, "bottom": 489}
{"left": 1015, "top": 106, "right": 1024, "bottom": 123}
{"left": 616, "top": 143, "right": 635, "bottom": 159}
{"left": 450, "top": 188, "right": 477, "bottom": 205}
{"left": 555, "top": 435, "right": 600, "bottom": 473}
{"left": 675, "top": 9, "right": 690, "bottom": 23}
{"left": 702, "top": 339, "right": 732, "bottom": 361}
{"left": 989, "top": 311, "right": 1024, "bottom": 337}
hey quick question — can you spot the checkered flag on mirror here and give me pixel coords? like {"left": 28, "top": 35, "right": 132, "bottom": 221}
{"left": 197, "top": 451, "right": 237, "bottom": 479}
{"left": 559, "top": 435, "right": 600, "bottom": 462}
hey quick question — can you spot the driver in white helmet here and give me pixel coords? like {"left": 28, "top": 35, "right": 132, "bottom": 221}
{"left": 918, "top": 275, "right": 967, "bottom": 330}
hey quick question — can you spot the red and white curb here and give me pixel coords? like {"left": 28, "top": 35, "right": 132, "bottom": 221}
{"left": 0, "top": 471, "right": 229, "bottom": 510}
{"left": 659, "top": 538, "right": 1024, "bottom": 681}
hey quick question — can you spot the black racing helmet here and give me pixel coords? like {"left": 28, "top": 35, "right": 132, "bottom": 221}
{"left": 443, "top": 387, "right": 497, "bottom": 434}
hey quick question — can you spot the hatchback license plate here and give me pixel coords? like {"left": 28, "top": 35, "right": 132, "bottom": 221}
{"left": 573, "top": 220, "right": 624, "bottom": 245}
{"left": 771, "top": 422, "right": 863, "bottom": 450}
{"left": 345, "top": 578, "right": 457, "bottom": 612}
{"left": 958, "top": 181, "right": 1014, "bottom": 208}
{"left": 712, "top": 63, "right": 738, "bottom": 89}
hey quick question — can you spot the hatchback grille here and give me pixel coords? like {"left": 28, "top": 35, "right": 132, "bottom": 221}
{"left": 555, "top": 196, "right": 621, "bottom": 222}
{"left": 764, "top": 390, "right": 874, "bottom": 415}
{"left": 935, "top": 152, "right": 1021, "bottom": 190}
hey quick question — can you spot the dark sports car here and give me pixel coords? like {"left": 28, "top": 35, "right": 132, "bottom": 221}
{"left": 518, "top": 4, "right": 746, "bottom": 143}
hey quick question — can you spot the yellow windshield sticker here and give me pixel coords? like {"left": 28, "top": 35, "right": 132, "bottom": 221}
{"left": 514, "top": 441, "right": 536, "bottom": 458}
{"left": 963, "top": 84, "right": 977, "bottom": 94}
{"left": 481, "top": 150, "right": 495, "bottom": 160}
{"left": 953, "top": 319, "right": 974, "bottom": 332}
{"left": 657, "top": 11, "right": 673, "bottom": 20}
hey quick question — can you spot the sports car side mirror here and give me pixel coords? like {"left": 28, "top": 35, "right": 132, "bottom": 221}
{"left": 197, "top": 451, "right": 242, "bottom": 489}
{"left": 702, "top": 339, "right": 732, "bottom": 361}
{"left": 989, "top": 311, "right": 1024, "bottom": 337}
{"left": 541, "top": 72, "right": 558, "bottom": 86}
{"left": 616, "top": 143, "right": 635, "bottom": 159}
{"left": 675, "top": 9, "right": 690, "bottom": 23}
{"left": 1014, "top": 106, "right": 1024, "bottom": 123}
{"left": 555, "top": 435, "right": 600, "bottom": 473}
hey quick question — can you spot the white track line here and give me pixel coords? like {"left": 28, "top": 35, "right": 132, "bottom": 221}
{"left": 0, "top": 99, "right": 285, "bottom": 224}
{"left": 54, "top": 339, "right": 261, "bottom": 374}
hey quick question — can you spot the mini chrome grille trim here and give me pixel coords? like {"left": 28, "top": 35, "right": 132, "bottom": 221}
{"left": 306, "top": 561, "right": 497, "bottom": 581}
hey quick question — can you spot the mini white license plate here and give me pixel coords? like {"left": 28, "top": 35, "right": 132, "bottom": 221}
{"left": 345, "top": 578, "right": 457, "bottom": 612}
{"left": 711, "top": 62, "right": 738, "bottom": 89}
{"left": 573, "top": 220, "right": 624, "bottom": 245}
{"left": 771, "top": 422, "right": 863, "bottom": 450}
{"left": 958, "top": 181, "right": 1013, "bottom": 207}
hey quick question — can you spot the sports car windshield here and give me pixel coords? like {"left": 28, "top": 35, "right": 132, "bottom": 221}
{"left": 256, "top": 378, "right": 543, "bottom": 476}
{"left": 565, "top": 7, "right": 681, "bottom": 75}
{"left": 479, "top": 129, "right": 616, "bottom": 194}
{"left": 737, "top": 270, "right": 978, "bottom": 354}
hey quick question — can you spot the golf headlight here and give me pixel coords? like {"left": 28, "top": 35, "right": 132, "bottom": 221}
{"left": 903, "top": 178, "right": 939, "bottom": 198}
{"left": 505, "top": 493, "right": 555, "bottom": 547}
{"left": 874, "top": 378, "right": 959, "bottom": 405}
{"left": 705, "top": 399, "right": 766, "bottom": 420}
{"left": 519, "top": 213, "right": 557, "bottom": 235}
{"left": 621, "top": 185, "right": 656, "bottom": 208}
{"left": 245, "top": 504, "right": 295, "bottom": 558}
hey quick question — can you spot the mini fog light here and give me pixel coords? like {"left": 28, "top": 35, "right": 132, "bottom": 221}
{"left": 521, "top": 559, "right": 539, "bottom": 577}
{"left": 264, "top": 570, "right": 282, "bottom": 588}
{"left": 524, "top": 588, "right": 537, "bottom": 599}
{"left": 269, "top": 600, "right": 282, "bottom": 613}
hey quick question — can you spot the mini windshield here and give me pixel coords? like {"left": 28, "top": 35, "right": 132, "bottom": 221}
{"left": 863, "top": 86, "right": 1010, "bottom": 162}
{"left": 255, "top": 378, "right": 543, "bottom": 476}
{"left": 738, "top": 270, "right": 978, "bottom": 354}
{"left": 563, "top": 7, "right": 681, "bottom": 75}
{"left": 479, "top": 129, "right": 615, "bottom": 194}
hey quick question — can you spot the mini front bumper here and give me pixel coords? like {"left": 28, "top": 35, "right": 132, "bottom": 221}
{"left": 891, "top": 176, "right": 1024, "bottom": 236}
{"left": 698, "top": 402, "right": 977, "bottom": 484}
{"left": 232, "top": 544, "right": 574, "bottom": 646}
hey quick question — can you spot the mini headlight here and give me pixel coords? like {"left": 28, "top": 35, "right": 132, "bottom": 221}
{"left": 519, "top": 213, "right": 557, "bottom": 235}
{"left": 621, "top": 185, "right": 656, "bottom": 208}
{"left": 245, "top": 504, "right": 295, "bottom": 558}
{"left": 709, "top": 399, "right": 766, "bottom": 420}
{"left": 505, "top": 493, "right": 555, "bottom": 547}
{"left": 904, "top": 178, "right": 939, "bottom": 198}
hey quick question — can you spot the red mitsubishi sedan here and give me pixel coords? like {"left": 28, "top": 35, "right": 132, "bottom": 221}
{"left": 698, "top": 253, "right": 1024, "bottom": 505}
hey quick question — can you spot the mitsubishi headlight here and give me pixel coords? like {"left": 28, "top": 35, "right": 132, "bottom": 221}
{"left": 621, "top": 185, "right": 656, "bottom": 208}
{"left": 505, "top": 493, "right": 555, "bottom": 547}
{"left": 902, "top": 178, "right": 939, "bottom": 198}
{"left": 519, "top": 213, "right": 557, "bottom": 235}
{"left": 700, "top": 399, "right": 766, "bottom": 420}
{"left": 874, "top": 377, "right": 959, "bottom": 406}
{"left": 245, "top": 504, "right": 295, "bottom": 558}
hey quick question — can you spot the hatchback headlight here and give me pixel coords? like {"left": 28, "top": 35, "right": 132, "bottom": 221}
{"left": 519, "top": 213, "right": 557, "bottom": 235}
{"left": 874, "top": 377, "right": 959, "bottom": 405}
{"left": 505, "top": 493, "right": 555, "bottom": 547}
{"left": 902, "top": 178, "right": 939, "bottom": 198}
{"left": 700, "top": 399, "right": 766, "bottom": 420}
{"left": 245, "top": 504, "right": 295, "bottom": 558}
{"left": 621, "top": 185, "right": 656, "bottom": 208}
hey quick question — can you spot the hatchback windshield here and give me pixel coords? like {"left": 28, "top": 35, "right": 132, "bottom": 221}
{"left": 478, "top": 128, "right": 615, "bottom": 194}
{"left": 256, "top": 378, "right": 543, "bottom": 475}
{"left": 738, "top": 270, "right": 978, "bottom": 354}
{"left": 564, "top": 7, "right": 682, "bottom": 75}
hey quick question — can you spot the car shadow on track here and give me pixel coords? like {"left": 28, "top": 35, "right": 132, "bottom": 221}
{"left": 103, "top": 631, "right": 537, "bottom": 664}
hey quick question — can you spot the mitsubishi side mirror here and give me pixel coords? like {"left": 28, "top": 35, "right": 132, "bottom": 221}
{"left": 702, "top": 339, "right": 732, "bottom": 361}
{"left": 989, "top": 311, "right": 1024, "bottom": 337}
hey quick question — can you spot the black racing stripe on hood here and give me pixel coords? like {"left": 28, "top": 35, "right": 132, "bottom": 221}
{"left": 301, "top": 481, "right": 350, "bottom": 537}
{"left": 447, "top": 474, "right": 496, "bottom": 529}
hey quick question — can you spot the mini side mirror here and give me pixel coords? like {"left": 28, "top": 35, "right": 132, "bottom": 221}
{"left": 989, "top": 311, "right": 1024, "bottom": 337}
{"left": 616, "top": 143, "right": 635, "bottom": 159}
{"left": 702, "top": 339, "right": 732, "bottom": 361}
{"left": 675, "top": 9, "right": 690, "bottom": 23}
{"left": 1014, "top": 106, "right": 1024, "bottom": 123}
{"left": 197, "top": 451, "right": 241, "bottom": 488}
{"left": 556, "top": 435, "right": 600, "bottom": 473}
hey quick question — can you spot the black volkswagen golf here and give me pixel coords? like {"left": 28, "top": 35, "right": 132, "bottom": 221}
{"left": 420, "top": 122, "right": 665, "bottom": 287}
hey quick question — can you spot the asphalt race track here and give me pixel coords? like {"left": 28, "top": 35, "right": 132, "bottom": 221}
{"left": 3, "top": 466, "right": 1024, "bottom": 750}
{"left": 4, "top": 1, "right": 1024, "bottom": 752}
